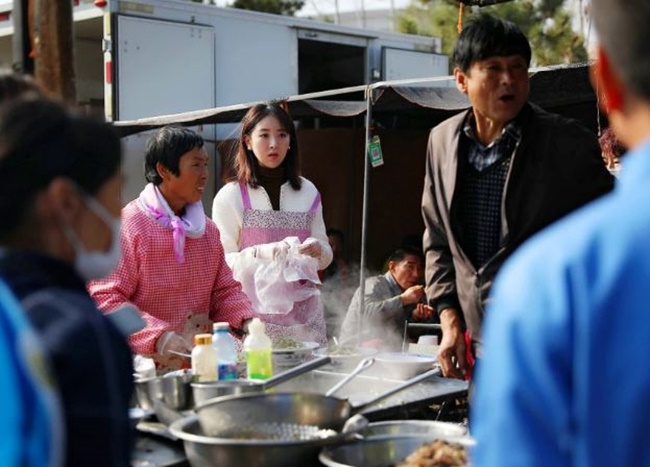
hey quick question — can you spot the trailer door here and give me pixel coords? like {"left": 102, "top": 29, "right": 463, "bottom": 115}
{"left": 113, "top": 16, "right": 216, "bottom": 206}
{"left": 381, "top": 47, "right": 450, "bottom": 85}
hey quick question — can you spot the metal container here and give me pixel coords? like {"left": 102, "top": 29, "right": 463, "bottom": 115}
{"left": 359, "top": 420, "right": 467, "bottom": 439}
{"left": 134, "top": 369, "right": 194, "bottom": 425}
{"left": 313, "top": 346, "right": 378, "bottom": 371}
{"left": 195, "top": 368, "right": 440, "bottom": 437}
{"left": 319, "top": 435, "right": 474, "bottom": 467}
{"left": 169, "top": 414, "right": 356, "bottom": 467}
{"left": 272, "top": 341, "right": 320, "bottom": 368}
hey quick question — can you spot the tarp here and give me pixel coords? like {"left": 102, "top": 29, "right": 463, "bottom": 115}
{"left": 113, "top": 62, "right": 598, "bottom": 137}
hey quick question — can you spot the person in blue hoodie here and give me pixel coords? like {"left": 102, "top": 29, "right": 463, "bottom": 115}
{"left": 0, "top": 279, "right": 62, "bottom": 466}
{"left": 0, "top": 96, "right": 134, "bottom": 466}
{"left": 471, "top": 1, "right": 650, "bottom": 466}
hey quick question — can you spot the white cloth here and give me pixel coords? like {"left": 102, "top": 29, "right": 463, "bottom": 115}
{"left": 211, "top": 177, "right": 332, "bottom": 270}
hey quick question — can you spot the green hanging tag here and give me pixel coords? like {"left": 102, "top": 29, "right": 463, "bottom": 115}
{"left": 368, "top": 135, "right": 384, "bottom": 168}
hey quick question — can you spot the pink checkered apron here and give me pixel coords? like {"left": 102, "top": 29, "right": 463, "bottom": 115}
{"left": 239, "top": 183, "right": 327, "bottom": 345}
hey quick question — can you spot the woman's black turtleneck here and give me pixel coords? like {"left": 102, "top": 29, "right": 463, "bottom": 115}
{"left": 258, "top": 165, "right": 286, "bottom": 211}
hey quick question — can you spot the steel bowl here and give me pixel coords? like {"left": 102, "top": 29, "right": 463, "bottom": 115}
{"left": 359, "top": 420, "right": 467, "bottom": 439}
{"left": 313, "top": 346, "right": 378, "bottom": 370}
{"left": 374, "top": 352, "right": 437, "bottom": 380}
{"left": 169, "top": 414, "right": 357, "bottom": 467}
{"left": 134, "top": 369, "right": 194, "bottom": 425}
{"left": 272, "top": 341, "right": 320, "bottom": 368}
{"left": 319, "top": 435, "right": 475, "bottom": 467}
{"left": 134, "top": 377, "right": 155, "bottom": 410}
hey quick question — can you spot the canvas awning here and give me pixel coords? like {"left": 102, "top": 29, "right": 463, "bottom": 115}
{"left": 113, "top": 63, "right": 598, "bottom": 137}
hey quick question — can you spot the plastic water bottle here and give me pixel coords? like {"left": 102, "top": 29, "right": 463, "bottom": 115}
{"left": 243, "top": 318, "right": 273, "bottom": 380}
{"left": 212, "top": 322, "right": 238, "bottom": 380}
{"left": 191, "top": 334, "right": 217, "bottom": 382}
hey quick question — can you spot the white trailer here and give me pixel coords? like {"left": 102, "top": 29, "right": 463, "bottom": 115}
{"left": 0, "top": 0, "right": 447, "bottom": 205}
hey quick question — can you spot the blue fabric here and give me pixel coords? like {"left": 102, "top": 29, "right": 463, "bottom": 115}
{"left": 0, "top": 252, "right": 134, "bottom": 466}
{"left": 471, "top": 140, "right": 650, "bottom": 466}
{"left": 0, "top": 279, "right": 61, "bottom": 466}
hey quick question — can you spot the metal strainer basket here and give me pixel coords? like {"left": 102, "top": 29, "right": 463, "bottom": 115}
{"left": 214, "top": 422, "right": 338, "bottom": 442}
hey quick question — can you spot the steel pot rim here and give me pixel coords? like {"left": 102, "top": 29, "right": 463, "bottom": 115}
{"left": 169, "top": 414, "right": 354, "bottom": 448}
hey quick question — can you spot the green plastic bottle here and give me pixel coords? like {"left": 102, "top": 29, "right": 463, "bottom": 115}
{"left": 243, "top": 318, "right": 273, "bottom": 380}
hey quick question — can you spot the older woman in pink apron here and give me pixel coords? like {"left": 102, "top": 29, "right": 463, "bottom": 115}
{"left": 90, "top": 126, "right": 256, "bottom": 371}
{"left": 212, "top": 102, "right": 332, "bottom": 346}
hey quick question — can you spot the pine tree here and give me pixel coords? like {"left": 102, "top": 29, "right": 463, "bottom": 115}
{"left": 398, "top": 0, "right": 588, "bottom": 67}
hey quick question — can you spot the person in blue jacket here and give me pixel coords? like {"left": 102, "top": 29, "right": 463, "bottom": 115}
{"left": 0, "top": 97, "right": 134, "bottom": 466}
{"left": 0, "top": 279, "right": 62, "bottom": 466}
{"left": 471, "top": 1, "right": 650, "bottom": 466}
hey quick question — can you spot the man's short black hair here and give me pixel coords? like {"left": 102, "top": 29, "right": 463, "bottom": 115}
{"left": 0, "top": 97, "right": 121, "bottom": 236}
{"left": 387, "top": 246, "right": 424, "bottom": 265}
{"left": 144, "top": 126, "right": 204, "bottom": 185}
{"left": 452, "top": 13, "right": 532, "bottom": 73}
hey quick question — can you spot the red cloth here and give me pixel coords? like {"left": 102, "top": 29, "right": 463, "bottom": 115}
{"left": 464, "top": 331, "right": 475, "bottom": 381}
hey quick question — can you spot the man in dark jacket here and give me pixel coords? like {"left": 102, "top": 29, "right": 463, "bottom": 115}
{"left": 421, "top": 14, "right": 614, "bottom": 378}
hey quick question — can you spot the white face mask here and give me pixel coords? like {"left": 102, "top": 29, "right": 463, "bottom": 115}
{"left": 62, "top": 193, "right": 122, "bottom": 281}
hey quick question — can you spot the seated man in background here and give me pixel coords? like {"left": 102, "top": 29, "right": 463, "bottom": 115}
{"left": 339, "top": 247, "right": 437, "bottom": 349}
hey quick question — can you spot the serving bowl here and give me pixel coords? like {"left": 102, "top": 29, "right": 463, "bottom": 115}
{"left": 272, "top": 341, "right": 320, "bottom": 368}
{"left": 359, "top": 419, "right": 467, "bottom": 439}
{"left": 313, "top": 346, "right": 378, "bottom": 370}
{"left": 374, "top": 352, "right": 437, "bottom": 380}
{"left": 319, "top": 434, "right": 474, "bottom": 467}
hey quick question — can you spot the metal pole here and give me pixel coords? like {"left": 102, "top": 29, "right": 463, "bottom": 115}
{"left": 12, "top": 0, "right": 33, "bottom": 74}
{"left": 356, "top": 85, "right": 373, "bottom": 344}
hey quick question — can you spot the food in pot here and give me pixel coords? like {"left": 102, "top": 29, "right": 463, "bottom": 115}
{"left": 327, "top": 344, "right": 357, "bottom": 356}
{"left": 397, "top": 439, "right": 468, "bottom": 467}
{"left": 271, "top": 336, "right": 304, "bottom": 350}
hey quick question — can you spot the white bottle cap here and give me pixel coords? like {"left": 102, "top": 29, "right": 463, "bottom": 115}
{"left": 249, "top": 317, "right": 265, "bottom": 334}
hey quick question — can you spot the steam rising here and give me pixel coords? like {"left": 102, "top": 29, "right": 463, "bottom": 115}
{"left": 322, "top": 264, "right": 406, "bottom": 351}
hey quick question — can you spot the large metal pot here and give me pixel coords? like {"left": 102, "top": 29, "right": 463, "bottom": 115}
{"left": 191, "top": 355, "right": 331, "bottom": 404}
{"left": 169, "top": 414, "right": 359, "bottom": 467}
{"left": 195, "top": 368, "right": 440, "bottom": 437}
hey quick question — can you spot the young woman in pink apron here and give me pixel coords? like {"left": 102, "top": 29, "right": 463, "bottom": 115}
{"left": 212, "top": 102, "right": 333, "bottom": 346}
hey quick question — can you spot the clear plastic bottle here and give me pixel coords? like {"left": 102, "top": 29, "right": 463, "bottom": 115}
{"left": 191, "top": 333, "right": 217, "bottom": 382}
{"left": 212, "top": 322, "right": 238, "bottom": 380}
{"left": 243, "top": 318, "right": 273, "bottom": 380}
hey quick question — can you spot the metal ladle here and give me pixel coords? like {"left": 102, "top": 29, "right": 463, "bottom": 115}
{"left": 325, "top": 357, "right": 375, "bottom": 397}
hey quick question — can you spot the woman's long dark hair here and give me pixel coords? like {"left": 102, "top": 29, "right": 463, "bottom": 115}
{"left": 235, "top": 101, "right": 302, "bottom": 190}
